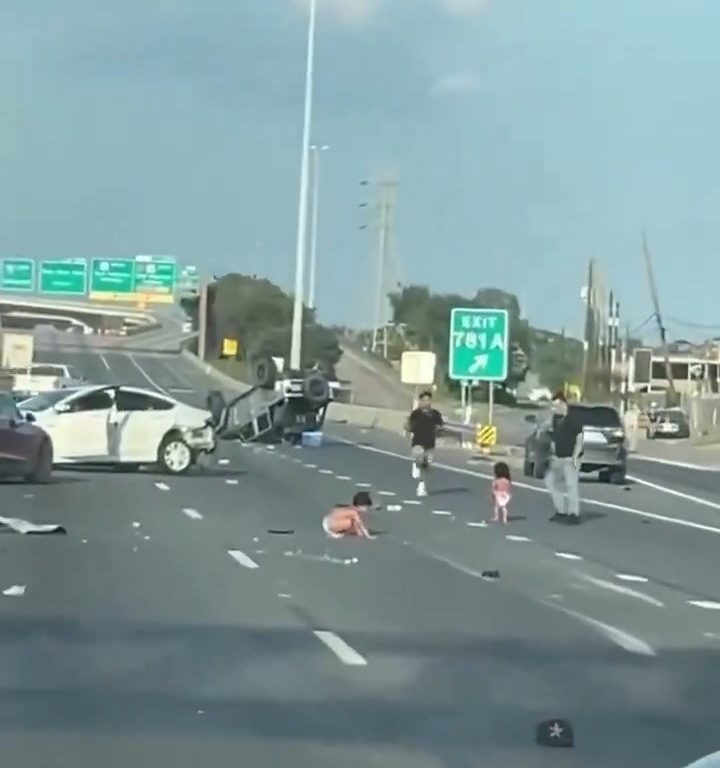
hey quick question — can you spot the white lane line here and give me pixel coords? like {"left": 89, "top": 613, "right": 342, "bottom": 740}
{"left": 154, "top": 482, "right": 170, "bottom": 491}
{"left": 278, "top": 593, "right": 292, "bottom": 599}
{"left": 555, "top": 552, "right": 583, "bottom": 561}
{"left": 169, "top": 387, "right": 194, "bottom": 395}
{"left": 335, "top": 438, "right": 720, "bottom": 535}
{"left": 182, "top": 508, "right": 203, "bottom": 520}
{"left": 218, "top": 458, "right": 230, "bottom": 465}
{"left": 402, "top": 499, "right": 423, "bottom": 505}
{"left": 336, "top": 475, "right": 351, "bottom": 481}
{"left": 228, "top": 550, "right": 259, "bottom": 569}
{"left": 506, "top": 534, "right": 532, "bottom": 542}
{"left": 377, "top": 491, "right": 396, "bottom": 497}
{"left": 2, "top": 585, "right": 26, "bottom": 597}
{"left": 313, "top": 630, "right": 367, "bottom": 666}
{"left": 580, "top": 574, "right": 664, "bottom": 607}
{"left": 303, "top": 463, "right": 318, "bottom": 469}
{"left": 292, "top": 458, "right": 303, "bottom": 464}
{"left": 467, "top": 521, "right": 488, "bottom": 528}
{"left": 386, "top": 504, "right": 403, "bottom": 512}
{"left": 431, "top": 510, "right": 453, "bottom": 516}
{"left": 615, "top": 573, "right": 648, "bottom": 583}
{"left": 132, "top": 521, "right": 141, "bottom": 529}
{"left": 546, "top": 602, "right": 656, "bottom": 656}
{"left": 688, "top": 600, "right": 720, "bottom": 610}
{"left": 355, "top": 482, "right": 372, "bottom": 488}
{"left": 633, "top": 455, "right": 719, "bottom": 471}
{"left": 128, "top": 354, "right": 171, "bottom": 396}
{"left": 628, "top": 474, "right": 720, "bottom": 512}
{"left": 225, "top": 479, "right": 239, "bottom": 486}
{"left": 319, "top": 469, "right": 333, "bottom": 475}
{"left": 99, "top": 353, "right": 110, "bottom": 371}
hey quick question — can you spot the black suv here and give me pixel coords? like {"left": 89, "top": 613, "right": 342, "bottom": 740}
{"left": 523, "top": 404, "right": 627, "bottom": 484}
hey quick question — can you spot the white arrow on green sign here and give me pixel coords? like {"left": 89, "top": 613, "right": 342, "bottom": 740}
{"left": 448, "top": 307, "right": 509, "bottom": 382}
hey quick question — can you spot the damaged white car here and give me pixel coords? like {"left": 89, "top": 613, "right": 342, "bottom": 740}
{"left": 18, "top": 385, "right": 216, "bottom": 474}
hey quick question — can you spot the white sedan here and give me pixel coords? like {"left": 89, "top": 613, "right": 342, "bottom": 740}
{"left": 18, "top": 385, "right": 217, "bottom": 474}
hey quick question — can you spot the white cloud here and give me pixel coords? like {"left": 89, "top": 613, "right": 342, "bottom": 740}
{"left": 430, "top": 70, "right": 482, "bottom": 96}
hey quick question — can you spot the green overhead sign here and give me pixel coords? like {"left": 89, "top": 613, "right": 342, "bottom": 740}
{"left": 39, "top": 259, "right": 88, "bottom": 295}
{"left": 0, "top": 258, "right": 35, "bottom": 292}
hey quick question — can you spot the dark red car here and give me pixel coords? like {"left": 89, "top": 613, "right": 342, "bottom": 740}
{"left": 0, "top": 392, "right": 53, "bottom": 483}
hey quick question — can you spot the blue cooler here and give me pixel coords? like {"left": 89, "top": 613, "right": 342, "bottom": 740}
{"left": 302, "top": 431, "right": 323, "bottom": 448}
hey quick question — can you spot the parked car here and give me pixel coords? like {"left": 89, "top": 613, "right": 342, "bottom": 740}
{"left": 523, "top": 403, "right": 627, "bottom": 484}
{"left": 646, "top": 407, "right": 691, "bottom": 439}
{"left": 0, "top": 392, "right": 53, "bottom": 483}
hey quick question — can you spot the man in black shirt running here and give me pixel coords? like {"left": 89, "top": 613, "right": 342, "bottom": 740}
{"left": 405, "top": 390, "right": 444, "bottom": 498}
{"left": 546, "top": 391, "right": 583, "bottom": 524}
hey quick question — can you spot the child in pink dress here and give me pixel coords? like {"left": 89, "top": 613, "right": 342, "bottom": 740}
{"left": 490, "top": 461, "right": 512, "bottom": 525}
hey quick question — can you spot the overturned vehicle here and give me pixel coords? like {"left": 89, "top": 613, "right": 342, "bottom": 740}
{"left": 209, "top": 357, "right": 333, "bottom": 445}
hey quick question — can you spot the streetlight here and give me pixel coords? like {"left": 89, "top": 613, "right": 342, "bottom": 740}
{"left": 307, "top": 143, "right": 329, "bottom": 311}
{"left": 289, "top": 0, "right": 318, "bottom": 371}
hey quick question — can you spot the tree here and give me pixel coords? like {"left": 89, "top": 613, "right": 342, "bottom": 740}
{"left": 207, "top": 273, "right": 341, "bottom": 370}
{"left": 388, "top": 284, "right": 530, "bottom": 386}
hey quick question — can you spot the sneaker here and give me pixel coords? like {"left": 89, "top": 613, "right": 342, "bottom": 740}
{"left": 549, "top": 512, "right": 567, "bottom": 522}
{"left": 567, "top": 515, "right": 581, "bottom": 525}
{"left": 416, "top": 481, "right": 427, "bottom": 498}
{"left": 411, "top": 463, "right": 420, "bottom": 480}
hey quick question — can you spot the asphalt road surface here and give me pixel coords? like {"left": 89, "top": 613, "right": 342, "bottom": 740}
{"left": 4, "top": 342, "right": 718, "bottom": 767}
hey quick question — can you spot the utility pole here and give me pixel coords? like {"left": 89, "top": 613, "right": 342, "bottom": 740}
{"left": 198, "top": 280, "right": 208, "bottom": 361}
{"left": 369, "top": 179, "right": 397, "bottom": 355}
{"left": 581, "top": 258, "right": 596, "bottom": 399}
{"left": 642, "top": 233, "right": 677, "bottom": 406}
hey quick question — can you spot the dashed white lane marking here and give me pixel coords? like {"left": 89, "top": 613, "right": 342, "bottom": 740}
{"left": 688, "top": 600, "right": 720, "bottom": 610}
{"left": 218, "top": 459, "right": 230, "bottom": 466}
{"left": 304, "top": 463, "right": 318, "bottom": 469}
{"left": 99, "top": 353, "right": 110, "bottom": 371}
{"left": 547, "top": 603, "right": 656, "bottom": 656}
{"left": 132, "top": 521, "right": 141, "bottom": 529}
{"left": 615, "top": 573, "right": 648, "bottom": 583}
{"left": 628, "top": 474, "right": 720, "bottom": 512}
{"left": 128, "top": 354, "right": 171, "bottom": 397}
{"left": 431, "top": 510, "right": 453, "bottom": 516}
{"left": 319, "top": 469, "right": 333, "bottom": 475}
{"left": 313, "top": 630, "right": 367, "bottom": 666}
{"left": 278, "top": 593, "right": 292, "bottom": 599}
{"left": 336, "top": 438, "right": 720, "bottom": 535}
{"left": 581, "top": 574, "right": 664, "bottom": 607}
{"left": 506, "top": 534, "right": 532, "bottom": 542}
{"left": 182, "top": 508, "right": 203, "bottom": 520}
{"left": 378, "top": 491, "right": 396, "bottom": 497}
{"left": 154, "top": 482, "right": 170, "bottom": 491}
{"left": 402, "top": 500, "right": 422, "bottom": 505}
{"left": 555, "top": 552, "right": 583, "bottom": 561}
{"left": 355, "top": 482, "right": 372, "bottom": 488}
{"left": 467, "top": 521, "right": 488, "bottom": 528}
{"left": 336, "top": 475, "right": 351, "bottom": 481}
{"left": 3, "top": 585, "right": 25, "bottom": 597}
{"left": 228, "top": 550, "right": 259, "bottom": 569}
{"left": 168, "top": 387, "right": 194, "bottom": 395}
{"left": 386, "top": 504, "right": 403, "bottom": 512}
{"left": 225, "top": 479, "right": 239, "bottom": 486}
{"left": 293, "top": 458, "right": 303, "bottom": 464}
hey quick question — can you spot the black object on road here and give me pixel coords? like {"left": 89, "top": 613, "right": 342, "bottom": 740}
{"left": 535, "top": 718, "right": 574, "bottom": 747}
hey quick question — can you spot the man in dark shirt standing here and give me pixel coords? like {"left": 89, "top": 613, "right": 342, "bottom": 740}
{"left": 546, "top": 391, "right": 583, "bottom": 524}
{"left": 405, "top": 390, "right": 444, "bottom": 498}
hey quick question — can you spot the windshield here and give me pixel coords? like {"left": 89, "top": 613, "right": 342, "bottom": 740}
{"left": 19, "top": 389, "right": 78, "bottom": 412}
{"left": 657, "top": 410, "right": 684, "bottom": 423}
{"left": 571, "top": 406, "right": 621, "bottom": 428}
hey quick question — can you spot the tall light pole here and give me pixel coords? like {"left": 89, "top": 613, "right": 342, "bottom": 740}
{"left": 289, "top": 0, "right": 317, "bottom": 371}
{"left": 307, "top": 143, "right": 329, "bottom": 311}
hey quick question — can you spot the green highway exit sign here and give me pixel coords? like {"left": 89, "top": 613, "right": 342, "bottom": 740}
{"left": 448, "top": 307, "right": 509, "bottom": 381}
{"left": 0, "top": 258, "right": 35, "bottom": 292}
{"left": 39, "top": 259, "right": 88, "bottom": 295}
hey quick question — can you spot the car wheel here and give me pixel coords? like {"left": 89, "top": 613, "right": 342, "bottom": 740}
{"left": 25, "top": 440, "right": 53, "bottom": 484}
{"left": 157, "top": 433, "right": 194, "bottom": 475}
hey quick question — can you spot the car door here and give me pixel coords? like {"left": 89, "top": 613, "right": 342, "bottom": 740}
{"left": 113, "top": 388, "right": 175, "bottom": 462}
{"left": 51, "top": 389, "right": 114, "bottom": 461}
{"left": 0, "top": 394, "right": 35, "bottom": 472}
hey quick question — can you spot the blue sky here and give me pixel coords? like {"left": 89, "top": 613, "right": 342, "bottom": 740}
{"left": 1, "top": 0, "right": 720, "bottom": 340}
